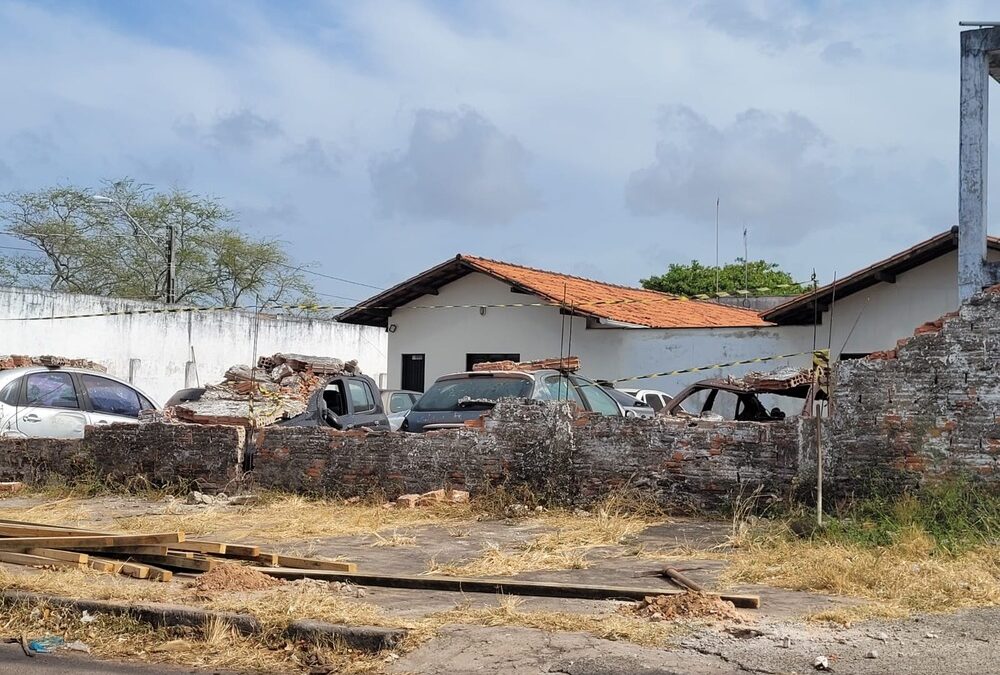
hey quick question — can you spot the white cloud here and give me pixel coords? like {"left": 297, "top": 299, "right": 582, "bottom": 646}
{"left": 175, "top": 109, "right": 283, "bottom": 151}
{"left": 370, "top": 107, "right": 540, "bottom": 226}
{"left": 626, "top": 106, "right": 841, "bottom": 244}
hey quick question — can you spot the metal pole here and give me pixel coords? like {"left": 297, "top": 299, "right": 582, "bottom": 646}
{"left": 815, "top": 402, "right": 823, "bottom": 527}
{"left": 165, "top": 224, "right": 177, "bottom": 304}
{"left": 715, "top": 197, "right": 720, "bottom": 295}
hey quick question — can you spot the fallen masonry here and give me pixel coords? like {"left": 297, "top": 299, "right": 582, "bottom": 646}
{"left": 5, "top": 288, "right": 1000, "bottom": 509}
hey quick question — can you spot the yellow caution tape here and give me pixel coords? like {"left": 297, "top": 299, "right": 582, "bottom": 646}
{"left": 609, "top": 349, "right": 830, "bottom": 383}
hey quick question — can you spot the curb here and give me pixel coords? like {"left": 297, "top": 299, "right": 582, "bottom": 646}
{"left": 0, "top": 590, "right": 406, "bottom": 652}
{"left": 286, "top": 619, "right": 407, "bottom": 651}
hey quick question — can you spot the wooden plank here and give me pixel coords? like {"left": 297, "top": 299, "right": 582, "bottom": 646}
{"left": 0, "top": 551, "right": 83, "bottom": 570}
{"left": 80, "top": 546, "right": 172, "bottom": 556}
{"left": 116, "top": 561, "right": 150, "bottom": 579}
{"left": 25, "top": 548, "right": 89, "bottom": 564}
{"left": 171, "top": 541, "right": 227, "bottom": 555}
{"left": 217, "top": 544, "right": 260, "bottom": 558}
{"left": 87, "top": 558, "right": 121, "bottom": 573}
{"left": 142, "top": 564, "right": 173, "bottom": 582}
{"left": 253, "top": 553, "right": 278, "bottom": 567}
{"left": 0, "top": 523, "right": 104, "bottom": 538}
{"left": 251, "top": 569, "right": 762, "bottom": 609}
{"left": 130, "top": 554, "right": 216, "bottom": 572}
{"left": 0, "top": 533, "right": 184, "bottom": 550}
{"left": 268, "top": 554, "right": 357, "bottom": 572}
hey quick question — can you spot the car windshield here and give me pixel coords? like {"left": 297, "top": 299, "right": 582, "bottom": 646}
{"left": 602, "top": 387, "right": 648, "bottom": 407}
{"left": 412, "top": 376, "right": 532, "bottom": 411}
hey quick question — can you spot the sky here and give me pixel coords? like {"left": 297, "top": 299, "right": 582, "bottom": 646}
{"left": 1, "top": 0, "right": 999, "bottom": 302}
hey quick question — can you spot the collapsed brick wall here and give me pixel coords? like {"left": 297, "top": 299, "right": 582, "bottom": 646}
{"left": 822, "top": 289, "right": 1000, "bottom": 497}
{"left": 0, "top": 423, "right": 244, "bottom": 490}
{"left": 251, "top": 400, "right": 803, "bottom": 509}
{"left": 0, "top": 437, "right": 92, "bottom": 485}
{"left": 85, "top": 423, "right": 244, "bottom": 490}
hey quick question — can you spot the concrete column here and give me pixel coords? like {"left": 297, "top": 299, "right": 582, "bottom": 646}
{"left": 959, "top": 29, "right": 991, "bottom": 301}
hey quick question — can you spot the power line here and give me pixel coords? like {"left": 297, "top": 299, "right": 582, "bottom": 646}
{"left": 272, "top": 261, "right": 384, "bottom": 291}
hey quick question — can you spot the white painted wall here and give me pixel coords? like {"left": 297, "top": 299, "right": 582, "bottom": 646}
{"left": 386, "top": 273, "right": 813, "bottom": 405}
{"left": 820, "top": 249, "right": 1000, "bottom": 358}
{"left": 0, "top": 286, "right": 388, "bottom": 405}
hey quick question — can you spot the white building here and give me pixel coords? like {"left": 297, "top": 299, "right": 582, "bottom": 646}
{"left": 762, "top": 227, "right": 1000, "bottom": 359}
{"left": 337, "top": 255, "right": 814, "bottom": 398}
{"left": 339, "top": 229, "right": 999, "bottom": 403}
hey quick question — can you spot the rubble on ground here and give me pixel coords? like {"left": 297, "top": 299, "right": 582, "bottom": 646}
{"left": 169, "top": 353, "right": 360, "bottom": 427}
{"left": 0, "top": 354, "right": 106, "bottom": 372}
{"left": 625, "top": 592, "right": 744, "bottom": 623}
{"left": 193, "top": 564, "right": 284, "bottom": 592}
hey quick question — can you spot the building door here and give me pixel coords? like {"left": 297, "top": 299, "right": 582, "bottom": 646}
{"left": 465, "top": 353, "right": 521, "bottom": 370}
{"left": 401, "top": 354, "right": 426, "bottom": 392}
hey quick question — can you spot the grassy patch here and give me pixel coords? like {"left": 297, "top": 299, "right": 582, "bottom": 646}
{"left": 722, "top": 482, "right": 1000, "bottom": 622}
{"left": 821, "top": 481, "right": 1000, "bottom": 553}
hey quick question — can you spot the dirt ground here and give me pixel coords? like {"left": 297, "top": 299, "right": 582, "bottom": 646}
{"left": 0, "top": 494, "right": 996, "bottom": 674}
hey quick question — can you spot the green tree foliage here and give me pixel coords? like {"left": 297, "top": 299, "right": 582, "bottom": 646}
{"left": 640, "top": 259, "right": 804, "bottom": 297}
{"left": 0, "top": 179, "right": 314, "bottom": 307}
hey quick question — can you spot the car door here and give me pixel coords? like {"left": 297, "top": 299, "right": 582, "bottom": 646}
{"left": 78, "top": 374, "right": 148, "bottom": 427}
{"left": 344, "top": 378, "right": 390, "bottom": 430}
{"left": 15, "top": 371, "right": 88, "bottom": 438}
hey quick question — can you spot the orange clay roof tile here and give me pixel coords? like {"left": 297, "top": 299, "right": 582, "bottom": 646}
{"left": 460, "top": 255, "right": 771, "bottom": 329}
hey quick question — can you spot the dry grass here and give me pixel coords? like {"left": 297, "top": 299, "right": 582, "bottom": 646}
{"left": 422, "top": 595, "right": 677, "bottom": 647}
{"left": 0, "top": 599, "right": 384, "bottom": 674}
{"left": 207, "top": 582, "right": 395, "bottom": 629}
{"left": 429, "top": 495, "right": 663, "bottom": 577}
{"left": 370, "top": 530, "right": 417, "bottom": 548}
{"left": 114, "top": 494, "right": 476, "bottom": 540}
{"left": 0, "top": 565, "right": 181, "bottom": 604}
{"left": 0, "top": 493, "right": 479, "bottom": 542}
{"left": 723, "top": 523, "right": 1000, "bottom": 622}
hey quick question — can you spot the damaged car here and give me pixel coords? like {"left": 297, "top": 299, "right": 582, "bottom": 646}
{"left": 403, "top": 368, "right": 623, "bottom": 433}
{"left": 279, "top": 374, "right": 391, "bottom": 431}
{"left": 661, "top": 367, "right": 827, "bottom": 421}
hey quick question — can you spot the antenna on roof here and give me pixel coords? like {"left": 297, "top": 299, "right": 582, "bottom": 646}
{"left": 715, "top": 197, "right": 720, "bottom": 295}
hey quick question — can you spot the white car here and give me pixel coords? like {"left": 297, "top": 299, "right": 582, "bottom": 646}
{"left": 619, "top": 388, "right": 676, "bottom": 414}
{"left": 0, "top": 367, "right": 158, "bottom": 439}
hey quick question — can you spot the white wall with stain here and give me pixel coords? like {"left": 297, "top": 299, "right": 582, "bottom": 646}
{"left": 0, "top": 286, "right": 388, "bottom": 405}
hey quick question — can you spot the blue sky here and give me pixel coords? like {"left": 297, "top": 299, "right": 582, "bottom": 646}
{"left": 1, "top": 0, "right": 999, "bottom": 301}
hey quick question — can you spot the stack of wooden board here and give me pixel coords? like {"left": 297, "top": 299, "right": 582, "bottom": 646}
{"left": 0, "top": 519, "right": 357, "bottom": 583}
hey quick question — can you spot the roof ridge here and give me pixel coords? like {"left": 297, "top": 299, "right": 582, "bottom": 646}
{"left": 459, "top": 253, "right": 683, "bottom": 299}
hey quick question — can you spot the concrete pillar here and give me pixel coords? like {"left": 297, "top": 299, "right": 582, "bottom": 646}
{"left": 959, "top": 28, "right": 1000, "bottom": 300}
{"left": 959, "top": 29, "right": 990, "bottom": 300}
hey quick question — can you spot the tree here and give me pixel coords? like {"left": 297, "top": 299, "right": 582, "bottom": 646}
{"left": 640, "top": 259, "right": 804, "bottom": 297}
{"left": 0, "top": 179, "right": 314, "bottom": 307}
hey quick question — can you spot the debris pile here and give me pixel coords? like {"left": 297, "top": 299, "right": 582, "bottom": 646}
{"left": 194, "top": 563, "right": 283, "bottom": 592}
{"left": 626, "top": 592, "right": 743, "bottom": 623}
{"left": 171, "top": 353, "right": 360, "bottom": 427}
{"left": 472, "top": 356, "right": 580, "bottom": 372}
{"left": 0, "top": 355, "right": 106, "bottom": 372}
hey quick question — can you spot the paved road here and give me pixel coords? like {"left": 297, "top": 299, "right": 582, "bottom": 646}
{"left": 0, "top": 643, "right": 224, "bottom": 674}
